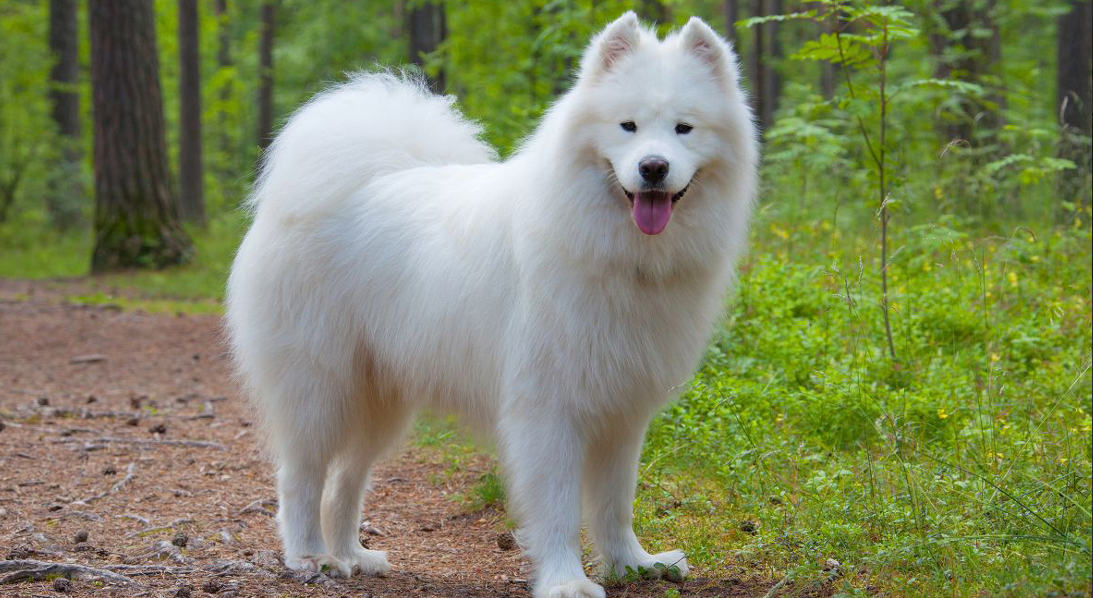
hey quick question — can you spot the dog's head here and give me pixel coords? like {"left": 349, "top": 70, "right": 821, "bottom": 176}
{"left": 572, "top": 12, "right": 748, "bottom": 236}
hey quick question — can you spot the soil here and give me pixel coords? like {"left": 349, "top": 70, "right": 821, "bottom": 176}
{"left": 0, "top": 279, "right": 774, "bottom": 598}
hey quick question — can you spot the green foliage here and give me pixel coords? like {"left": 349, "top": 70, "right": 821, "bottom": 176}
{"left": 0, "top": 1, "right": 64, "bottom": 223}
{"left": 468, "top": 470, "right": 506, "bottom": 510}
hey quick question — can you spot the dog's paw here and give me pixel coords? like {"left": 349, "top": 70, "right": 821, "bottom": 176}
{"left": 646, "top": 549, "right": 689, "bottom": 582}
{"left": 536, "top": 578, "right": 607, "bottom": 598}
{"left": 334, "top": 547, "right": 391, "bottom": 577}
{"left": 605, "top": 549, "right": 689, "bottom": 583}
{"left": 284, "top": 553, "right": 352, "bottom": 578}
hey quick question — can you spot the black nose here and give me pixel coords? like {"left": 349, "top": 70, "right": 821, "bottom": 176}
{"left": 639, "top": 156, "right": 669, "bottom": 184}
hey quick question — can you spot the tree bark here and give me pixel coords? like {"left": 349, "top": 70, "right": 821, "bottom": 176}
{"left": 929, "top": 0, "right": 1004, "bottom": 144}
{"left": 1057, "top": 0, "right": 1092, "bottom": 137}
{"left": 638, "top": 0, "right": 669, "bottom": 26}
{"left": 49, "top": 0, "right": 80, "bottom": 143}
{"left": 1056, "top": 0, "right": 1092, "bottom": 220}
{"left": 748, "top": 0, "right": 765, "bottom": 132}
{"left": 747, "top": 0, "right": 781, "bottom": 133}
{"left": 88, "top": 0, "right": 192, "bottom": 272}
{"left": 257, "top": 0, "right": 276, "bottom": 150}
{"left": 47, "top": 0, "right": 84, "bottom": 229}
{"left": 762, "top": 0, "right": 783, "bottom": 129}
{"left": 408, "top": 2, "right": 447, "bottom": 93}
{"left": 818, "top": 3, "right": 835, "bottom": 100}
{"left": 178, "top": 0, "right": 205, "bottom": 226}
{"left": 215, "top": 0, "right": 233, "bottom": 176}
{"left": 723, "top": 0, "right": 739, "bottom": 42}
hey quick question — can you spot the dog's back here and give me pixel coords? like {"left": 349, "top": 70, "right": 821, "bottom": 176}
{"left": 248, "top": 71, "right": 496, "bottom": 224}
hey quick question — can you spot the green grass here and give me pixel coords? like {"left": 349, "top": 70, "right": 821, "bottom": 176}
{"left": 62, "top": 292, "right": 223, "bottom": 315}
{"left": 637, "top": 214, "right": 1092, "bottom": 596}
{"left": 0, "top": 208, "right": 247, "bottom": 303}
{"left": 1, "top": 205, "right": 1089, "bottom": 597}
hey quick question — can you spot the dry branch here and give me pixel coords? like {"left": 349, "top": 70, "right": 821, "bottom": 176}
{"left": 133, "top": 540, "right": 189, "bottom": 564}
{"left": 53, "top": 437, "right": 225, "bottom": 449}
{"left": 0, "top": 559, "right": 137, "bottom": 585}
{"left": 104, "top": 564, "right": 194, "bottom": 576}
{"left": 70, "top": 354, "right": 108, "bottom": 364}
{"left": 763, "top": 575, "right": 790, "bottom": 598}
{"left": 76, "top": 462, "right": 135, "bottom": 504}
{"left": 239, "top": 498, "right": 276, "bottom": 517}
{"left": 125, "top": 518, "right": 195, "bottom": 538}
{"left": 118, "top": 513, "right": 151, "bottom": 525}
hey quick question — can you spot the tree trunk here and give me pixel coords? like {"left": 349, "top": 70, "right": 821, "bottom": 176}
{"left": 257, "top": 0, "right": 276, "bottom": 150}
{"left": 88, "top": 0, "right": 192, "bottom": 272}
{"left": 748, "top": 0, "right": 765, "bottom": 132}
{"left": 408, "top": 2, "right": 446, "bottom": 93}
{"left": 178, "top": 0, "right": 205, "bottom": 226}
{"left": 929, "top": 0, "right": 1003, "bottom": 144}
{"left": 215, "top": 0, "right": 233, "bottom": 176}
{"left": 1057, "top": 0, "right": 1092, "bottom": 137}
{"left": 723, "top": 0, "right": 739, "bottom": 41}
{"left": 747, "top": 0, "right": 781, "bottom": 133}
{"left": 762, "top": 0, "right": 783, "bottom": 129}
{"left": 47, "top": 0, "right": 84, "bottom": 229}
{"left": 818, "top": 4, "right": 835, "bottom": 100}
{"left": 1056, "top": 0, "right": 1092, "bottom": 220}
{"left": 638, "top": 0, "right": 669, "bottom": 26}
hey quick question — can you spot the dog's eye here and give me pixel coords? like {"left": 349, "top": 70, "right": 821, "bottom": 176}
{"left": 620, "top": 121, "right": 637, "bottom": 133}
{"left": 675, "top": 123, "right": 693, "bottom": 135}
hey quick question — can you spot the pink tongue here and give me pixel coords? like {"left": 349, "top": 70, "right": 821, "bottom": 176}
{"left": 632, "top": 191, "right": 673, "bottom": 235}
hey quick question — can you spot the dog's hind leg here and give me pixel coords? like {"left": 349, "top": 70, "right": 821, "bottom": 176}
{"left": 265, "top": 372, "right": 354, "bottom": 577}
{"left": 320, "top": 398, "right": 411, "bottom": 576}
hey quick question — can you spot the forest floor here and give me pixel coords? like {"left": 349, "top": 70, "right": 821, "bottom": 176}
{"left": 0, "top": 278, "right": 776, "bottom": 598}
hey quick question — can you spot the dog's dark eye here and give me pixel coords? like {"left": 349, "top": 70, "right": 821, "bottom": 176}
{"left": 675, "top": 123, "right": 693, "bottom": 135}
{"left": 620, "top": 121, "right": 637, "bottom": 133}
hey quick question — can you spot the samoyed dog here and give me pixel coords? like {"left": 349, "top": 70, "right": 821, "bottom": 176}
{"left": 227, "top": 12, "right": 757, "bottom": 598}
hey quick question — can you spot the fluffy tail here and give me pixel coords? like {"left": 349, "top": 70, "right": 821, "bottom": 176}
{"left": 248, "top": 71, "right": 496, "bottom": 219}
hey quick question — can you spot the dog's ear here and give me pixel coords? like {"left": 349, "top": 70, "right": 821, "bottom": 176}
{"left": 581, "top": 11, "right": 641, "bottom": 78}
{"left": 679, "top": 17, "right": 739, "bottom": 84}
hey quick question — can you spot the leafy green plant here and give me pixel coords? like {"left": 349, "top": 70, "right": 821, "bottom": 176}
{"left": 749, "top": 0, "right": 937, "bottom": 362}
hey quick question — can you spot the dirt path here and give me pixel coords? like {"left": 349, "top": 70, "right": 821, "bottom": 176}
{"left": 0, "top": 280, "right": 765, "bottom": 597}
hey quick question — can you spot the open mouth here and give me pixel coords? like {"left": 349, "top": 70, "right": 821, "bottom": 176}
{"left": 622, "top": 183, "right": 691, "bottom": 236}
{"left": 622, "top": 184, "right": 690, "bottom": 204}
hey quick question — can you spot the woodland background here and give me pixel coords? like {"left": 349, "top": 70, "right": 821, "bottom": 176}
{"left": 0, "top": 0, "right": 1090, "bottom": 596}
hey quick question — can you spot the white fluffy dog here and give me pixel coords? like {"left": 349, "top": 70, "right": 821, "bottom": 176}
{"left": 227, "top": 12, "right": 757, "bottom": 598}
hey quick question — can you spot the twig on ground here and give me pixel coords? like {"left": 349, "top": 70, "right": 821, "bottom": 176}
{"left": 118, "top": 513, "right": 151, "bottom": 525}
{"left": 763, "top": 575, "right": 790, "bottom": 598}
{"left": 132, "top": 540, "right": 189, "bottom": 564}
{"left": 76, "top": 462, "right": 135, "bottom": 504}
{"left": 67, "top": 510, "right": 105, "bottom": 522}
{"left": 125, "top": 519, "right": 195, "bottom": 539}
{"left": 0, "top": 559, "right": 137, "bottom": 585}
{"left": 103, "top": 564, "right": 194, "bottom": 576}
{"left": 0, "top": 421, "right": 55, "bottom": 433}
{"left": 70, "top": 354, "right": 108, "bottom": 364}
{"left": 53, "top": 437, "right": 225, "bottom": 450}
{"left": 239, "top": 498, "right": 277, "bottom": 517}
{"left": 207, "top": 560, "right": 275, "bottom": 577}
{"left": 360, "top": 521, "right": 386, "bottom": 537}
{"left": 83, "top": 410, "right": 142, "bottom": 419}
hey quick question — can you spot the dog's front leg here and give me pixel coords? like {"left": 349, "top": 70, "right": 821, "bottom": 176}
{"left": 500, "top": 408, "right": 605, "bottom": 598}
{"left": 583, "top": 418, "right": 689, "bottom": 582}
